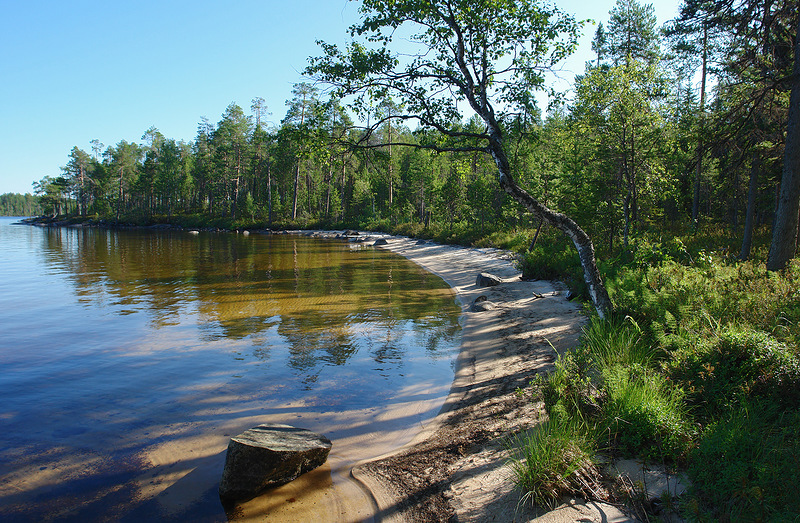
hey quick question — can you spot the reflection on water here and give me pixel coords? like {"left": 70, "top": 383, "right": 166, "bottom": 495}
{"left": 0, "top": 219, "right": 460, "bottom": 521}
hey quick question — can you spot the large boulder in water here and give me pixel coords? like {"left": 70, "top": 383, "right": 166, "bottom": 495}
{"left": 218, "top": 424, "right": 332, "bottom": 502}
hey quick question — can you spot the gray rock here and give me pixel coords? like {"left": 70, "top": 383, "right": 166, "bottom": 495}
{"left": 476, "top": 272, "right": 503, "bottom": 287}
{"left": 471, "top": 296, "right": 496, "bottom": 312}
{"left": 608, "top": 458, "right": 689, "bottom": 502}
{"left": 373, "top": 238, "right": 389, "bottom": 246}
{"left": 218, "top": 424, "right": 332, "bottom": 502}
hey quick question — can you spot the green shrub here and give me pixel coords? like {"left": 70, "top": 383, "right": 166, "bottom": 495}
{"left": 687, "top": 402, "right": 800, "bottom": 522}
{"left": 669, "top": 327, "right": 800, "bottom": 422}
{"left": 537, "top": 352, "right": 599, "bottom": 423}
{"left": 390, "top": 220, "right": 429, "bottom": 239}
{"left": 610, "top": 258, "right": 800, "bottom": 347}
{"left": 520, "top": 240, "right": 587, "bottom": 299}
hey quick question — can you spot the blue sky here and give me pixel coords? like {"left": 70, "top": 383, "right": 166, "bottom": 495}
{"left": 0, "top": 0, "right": 682, "bottom": 195}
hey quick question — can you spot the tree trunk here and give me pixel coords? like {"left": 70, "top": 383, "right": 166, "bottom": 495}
{"left": 623, "top": 194, "right": 631, "bottom": 249}
{"left": 78, "top": 164, "right": 85, "bottom": 216}
{"left": 116, "top": 167, "right": 124, "bottom": 223}
{"left": 307, "top": 171, "right": 312, "bottom": 215}
{"left": 325, "top": 157, "right": 333, "bottom": 217}
{"left": 291, "top": 98, "right": 307, "bottom": 222}
{"left": 488, "top": 127, "right": 612, "bottom": 318}
{"left": 292, "top": 161, "right": 300, "bottom": 221}
{"left": 340, "top": 158, "right": 347, "bottom": 221}
{"left": 267, "top": 162, "right": 273, "bottom": 227}
{"left": 767, "top": 19, "right": 800, "bottom": 270}
{"left": 388, "top": 122, "right": 394, "bottom": 219}
{"left": 740, "top": 159, "right": 760, "bottom": 260}
{"left": 692, "top": 24, "right": 708, "bottom": 225}
{"left": 233, "top": 174, "right": 240, "bottom": 220}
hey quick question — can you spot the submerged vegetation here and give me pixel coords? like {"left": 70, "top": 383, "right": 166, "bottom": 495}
{"left": 25, "top": 0, "right": 800, "bottom": 519}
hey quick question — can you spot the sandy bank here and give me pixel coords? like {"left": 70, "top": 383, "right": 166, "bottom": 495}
{"left": 336, "top": 233, "right": 634, "bottom": 523}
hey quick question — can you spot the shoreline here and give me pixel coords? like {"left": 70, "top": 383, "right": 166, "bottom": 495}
{"left": 358, "top": 234, "right": 580, "bottom": 521}
{"left": 336, "top": 232, "right": 634, "bottom": 523}
{"left": 15, "top": 219, "right": 630, "bottom": 521}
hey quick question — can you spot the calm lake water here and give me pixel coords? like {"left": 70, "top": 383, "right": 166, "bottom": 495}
{"left": 0, "top": 217, "right": 461, "bottom": 521}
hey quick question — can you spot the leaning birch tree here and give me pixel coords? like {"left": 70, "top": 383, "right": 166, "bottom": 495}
{"left": 307, "top": 0, "right": 612, "bottom": 316}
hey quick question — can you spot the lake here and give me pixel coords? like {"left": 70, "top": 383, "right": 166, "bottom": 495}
{"left": 0, "top": 217, "right": 461, "bottom": 521}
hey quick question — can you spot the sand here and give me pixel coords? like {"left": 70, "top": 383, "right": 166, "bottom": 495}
{"left": 342, "top": 234, "right": 635, "bottom": 523}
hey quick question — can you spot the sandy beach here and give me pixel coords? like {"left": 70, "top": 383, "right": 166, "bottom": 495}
{"left": 346, "top": 233, "right": 635, "bottom": 523}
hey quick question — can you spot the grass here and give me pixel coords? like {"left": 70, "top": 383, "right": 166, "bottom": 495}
{"left": 508, "top": 417, "right": 601, "bottom": 508}
{"left": 600, "top": 365, "right": 695, "bottom": 462}
{"left": 581, "top": 315, "right": 653, "bottom": 369}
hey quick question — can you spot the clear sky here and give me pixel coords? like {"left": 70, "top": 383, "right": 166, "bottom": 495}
{"left": 0, "top": 0, "right": 683, "bottom": 195}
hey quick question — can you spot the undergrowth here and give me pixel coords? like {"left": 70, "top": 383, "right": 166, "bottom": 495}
{"left": 514, "top": 232, "right": 800, "bottom": 522}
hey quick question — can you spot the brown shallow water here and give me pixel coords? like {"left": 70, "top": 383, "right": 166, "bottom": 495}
{"left": 0, "top": 219, "right": 460, "bottom": 521}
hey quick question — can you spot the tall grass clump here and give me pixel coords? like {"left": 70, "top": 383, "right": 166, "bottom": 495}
{"left": 600, "top": 366, "right": 695, "bottom": 462}
{"left": 580, "top": 315, "right": 654, "bottom": 369}
{"left": 519, "top": 315, "right": 694, "bottom": 502}
{"left": 580, "top": 317, "right": 695, "bottom": 462}
{"left": 508, "top": 417, "right": 601, "bottom": 508}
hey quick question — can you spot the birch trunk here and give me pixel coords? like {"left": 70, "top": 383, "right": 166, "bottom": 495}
{"left": 487, "top": 128, "right": 612, "bottom": 318}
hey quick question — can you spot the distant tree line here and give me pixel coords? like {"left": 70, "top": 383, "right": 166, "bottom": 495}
{"left": 0, "top": 193, "right": 41, "bottom": 216}
{"left": 35, "top": 0, "right": 797, "bottom": 267}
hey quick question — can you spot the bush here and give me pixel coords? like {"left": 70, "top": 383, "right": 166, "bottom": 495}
{"left": 537, "top": 352, "right": 599, "bottom": 423}
{"left": 668, "top": 327, "right": 800, "bottom": 422}
{"left": 610, "top": 258, "right": 800, "bottom": 347}
{"left": 520, "top": 238, "right": 587, "bottom": 299}
{"left": 687, "top": 402, "right": 800, "bottom": 522}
